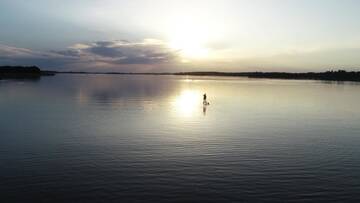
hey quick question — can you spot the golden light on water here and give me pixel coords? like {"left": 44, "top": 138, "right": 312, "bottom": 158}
{"left": 172, "top": 90, "right": 202, "bottom": 117}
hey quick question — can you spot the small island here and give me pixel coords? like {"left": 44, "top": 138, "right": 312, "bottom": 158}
{"left": 0, "top": 66, "right": 55, "bottom": 80}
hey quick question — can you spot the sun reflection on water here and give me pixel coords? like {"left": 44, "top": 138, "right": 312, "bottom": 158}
{"left": 172, "top": 90, "right": 202, "bottom": 117}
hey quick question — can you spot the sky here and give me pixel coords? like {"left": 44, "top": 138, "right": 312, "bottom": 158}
{"left": 1, "top": 0, "right": 360, "bottom": 72}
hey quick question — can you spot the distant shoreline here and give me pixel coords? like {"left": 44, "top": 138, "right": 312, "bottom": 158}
{"left": 1, "top": 66, "right": 360, "bottom": 82}
{"left": 57, "top": 70, "right": 360, "bottom": 82}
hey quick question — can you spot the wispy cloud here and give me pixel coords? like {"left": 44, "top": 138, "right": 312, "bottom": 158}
{"left": 0, "top": 44, "right": 78, "bottom": 68}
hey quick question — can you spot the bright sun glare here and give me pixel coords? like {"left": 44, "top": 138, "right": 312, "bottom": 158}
{"left": 168, "top": 18, "right": 210, "bottom": 60}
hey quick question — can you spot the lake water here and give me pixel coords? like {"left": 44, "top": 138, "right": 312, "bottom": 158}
{"left": 1, "top": 74, "right": 360, "bottom": 202}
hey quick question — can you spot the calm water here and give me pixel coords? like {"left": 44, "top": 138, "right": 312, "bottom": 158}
{"left": 1, "top": 74, "right": 360, "bottom": 202}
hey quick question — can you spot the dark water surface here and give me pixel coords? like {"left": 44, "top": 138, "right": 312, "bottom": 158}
{"left": 1, "top": 75, "right": 360, "bottom": 202}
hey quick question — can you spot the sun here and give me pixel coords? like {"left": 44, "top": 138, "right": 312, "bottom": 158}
{"left": 167, "top": 18, "right": 210, "bottom": 60}
{"left": 169, "top": 35, "right": 209, "bottom": 59}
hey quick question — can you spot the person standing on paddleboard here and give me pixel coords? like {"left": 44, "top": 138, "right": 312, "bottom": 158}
{"left": 203, "top": 93, "right": 209, "bottom": 105}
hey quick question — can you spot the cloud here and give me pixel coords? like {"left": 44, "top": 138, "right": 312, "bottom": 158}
{"left": 60, "top": 39, "right": 179, "bottom": 65}
{"left": 80, "top": 39, "right": 178, "bottom": 64}
{"left": 3, "top": 39, "right": 359, "bottom": 72}
{"left": 0, "top": 39, "right": 179, "bottom": 71}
